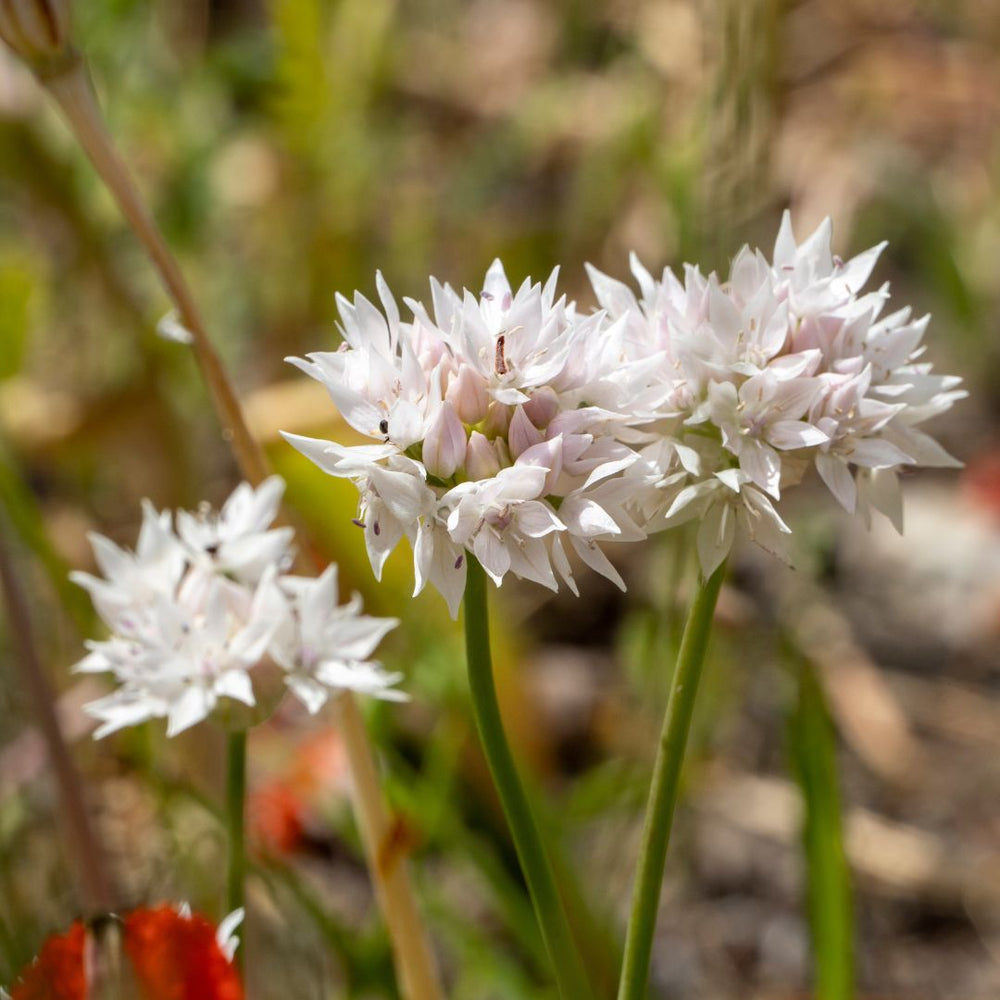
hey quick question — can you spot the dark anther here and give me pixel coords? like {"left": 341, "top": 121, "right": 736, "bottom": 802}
{"left": 494, "top": 334, "right": 508, "bottom": 375}
{"left": 351, "top": 518, "right": 365, "bottom": 528}
{"left": 379, "top": 418, "right": 389, "bottom": 435}
{"left": 454, "top": 554, "right": 464, "bottom": 570}
{"left": 374, "top": 521, "right": 381, "bottom": 536}
{"left": 205, "top": 543, "right": 219, "bottom": 556}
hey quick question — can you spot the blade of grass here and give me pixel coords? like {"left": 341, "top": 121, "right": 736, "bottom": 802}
{"left": 788, "top": 654, "right": 856, "bottom": 1000}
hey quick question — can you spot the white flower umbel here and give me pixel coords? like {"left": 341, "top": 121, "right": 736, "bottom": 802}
{"left": 594, "top": 212, "right": 964, "bottom": 575}
{"left": 74, "top": 477, "right": 402, "bottom": 735}
{"left": 284, "top": 260, "right": 649, "bottom": 616}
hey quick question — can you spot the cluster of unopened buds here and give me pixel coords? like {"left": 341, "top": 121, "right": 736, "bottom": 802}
{"left": 73, "top": 477, "right": 402, "bottom": 737}
{"left": 286, "top": 213, "right": 964, "bottom": 613}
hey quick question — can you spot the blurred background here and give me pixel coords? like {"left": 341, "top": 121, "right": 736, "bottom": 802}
{"left": 0, "top": 0, "right": 999, "bottom": 997}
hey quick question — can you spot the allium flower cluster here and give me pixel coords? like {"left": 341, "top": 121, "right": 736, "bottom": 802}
{"left": 599, "top": 213, "right": 965, "bottom": 575}
{"left": 73, "top": 477, "right": 402, "bottom": 737}
{"left": 285, "top": 262, "right": 651, "bottom": 616}
{"left": 286, "top": 214, "right": 963, "bottom": 607}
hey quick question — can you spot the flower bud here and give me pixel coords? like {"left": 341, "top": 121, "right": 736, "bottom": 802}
{"left": 508, "top": 405, "right": 543, "bottom": 458}
{"left": 482, "top": 400, "right": 510, "bottom": 439}
{"left": 446, "top": 364, "right": 488, "bottom": 424}
{"left": 0, "top": 0, "right": 75, "bottom": 77}
{"left": 465, "top": 431, "right": 500, "bottom": 481}
{"left": 522, "top": 386, "right": 559, "bottom": 428}
{"left": 422, "top": 401, "right": 466, "bottom": 479}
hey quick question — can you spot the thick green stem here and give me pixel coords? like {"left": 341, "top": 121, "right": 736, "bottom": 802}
{"left": 618, "top": 561, "right": 726, "bottom": 1000}
{"left": 226, "top": 729, "right": 247, "bottom": 973}
{"left": 463, "top": 556, "right": 593, "bottom": 1000}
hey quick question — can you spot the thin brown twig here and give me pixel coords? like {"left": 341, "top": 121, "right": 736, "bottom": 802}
{"left": 43, "top": 58, "right": 269, "bottom": 488}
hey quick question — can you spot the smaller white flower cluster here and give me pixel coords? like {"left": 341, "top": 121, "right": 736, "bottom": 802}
{"left": 285, "top": 213, "right": 963, "bottom": 613}
{"left": 73, "top": 477, "right": 402, "bottom": 737}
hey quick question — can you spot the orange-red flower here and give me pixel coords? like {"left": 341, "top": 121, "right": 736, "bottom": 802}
{"left": 7, "top": 906, "right": 243, "bottom": 1000}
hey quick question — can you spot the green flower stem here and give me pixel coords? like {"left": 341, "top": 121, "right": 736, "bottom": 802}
{"left": 618, "top": 561, "right": 726, "bottom": 1000}
{"left": 463, "top": 555, "right": 594, "bottom": 1000}
{"left": 226, "top": 729, "right": 247, "bottom": 972}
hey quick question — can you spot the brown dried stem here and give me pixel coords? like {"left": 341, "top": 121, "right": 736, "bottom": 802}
{"left": 43, "top": 58, "right": 268, "bottom": 487}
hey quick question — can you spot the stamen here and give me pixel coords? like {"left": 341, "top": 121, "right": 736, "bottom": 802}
{"left": 352, "top": 518, "right": 365, "bottom": 528}
{"left": 495, "top": 334, "right": 508, "bottom": 376}
{"left": 454, "top": 554, "right": 464, "bottom": 570}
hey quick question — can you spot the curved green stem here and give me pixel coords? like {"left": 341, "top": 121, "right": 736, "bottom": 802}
{"left": 618, "top": 561, "right": 726, "bottom": 1000}
{"left": 226, "top": 729, "right": 247, "bottom": 973}
{"left": 463, "top": 556, "right": 593, "bottom": 1000}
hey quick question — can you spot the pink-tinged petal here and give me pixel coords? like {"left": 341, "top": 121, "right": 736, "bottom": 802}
{"left": 845, "top": 437, "right": 913, "bottom": 468}
{"left": 549, "top": 536, "right": 579, "bottom": 595}
{"left": 837, "top": 241, "right": 886, "bottom": 293}
{"left": 663, "top": 481, "right": 714, "bottom": 521}
{"left": 863, "top": 467, "right": 904, "bottom": 533}
{"left": 629, "top": 251, "right": 657, "bottom": 302}
{"left": 375, "top": 271, "right": 400, "bottom": 343}
{"left": 768, "top": 349, "right": 822, "bottom": 378}
{"left": 506, "top": 539, "right": 558, "bottom": 591}
{"left": 508, "top": 405, "right": 544, "bottom": 458}
{"left": 882, "top": 424, "right": 962, "bottom": 468}
{"left": 515, "top": 502, "right": 564, "bottom": 538}
{"left": 715, "top": 468, "right": 745, "bottom": 493}
{"left": 414, "top": 526, "right": 466, "bottom": 619}
{"left": 367, "top": 467, "right": 432, "bottom": 521}
{"left": 816, "top": 452, "right": 856, "bottom": 512}
{"left": 585, "top": 263, "right": 639, "bottom": 317}
{"left": 465, "top": 432, "right": 502, "bottom": 481}
{"left": 327, "top": 616, "right": 399, "bottom": 661}
{"left": 561, "top": 497, "right": 620, "bottom": 538}
{"left": 773, "top": 210, "right": 798, "bottom": 269}
{"left": 287, "top": 361, "right": 385, "bottom": 438}
{"left": 280, "top": 433, "right": 362, "bottom": 477}
{"left": 767, "top": 420, "right": 828, "bottom": 450}
{"left": 87, "top": 533, "right": 131, "bottom": 583}
{"left": 569, "top": 536, "right": 626, "bottom": 591}
{"left": 495, "top": 463, "right": 549, "bottom": 502}
{"left": 707, "top": 283, "right": 743, "bottom": 350}
{"left": 796, "top": 217, "right": 834, "bottom": 274}
{"left": 740, "top": 440, "right": 782, "bottom": 498}
{"left": 423, "top": 402, "right": 467, "bottom": 479}
{"left": 446, "top": 364, "right": 489, "bottom": 424}
{"left": 387, "top": 399, "right": 424, "bottom": 449}
{"left": 482, "top": 258, "right": 513, "bottom": 314}
{"left": 286, "top": 675, "right": 329, "bottom": 714}
{"left": 522, "top": 386, "right": 560, "bottom": 427}
{"left": 473, "top": 530, "right": 511, "bottom": 584}
{"left": 765, "top": 376, "right": 822, "bottom": 420}
{"left": 364, "top": 513, "right": 403, "bottom": 581}
{"left": 215, "top": 670, "right": 256, "bottom": 707}
{"left": 166, "top": 685, "right": 213, "bottom": 737}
